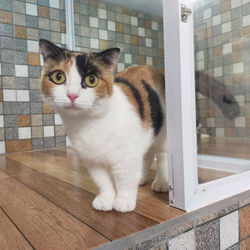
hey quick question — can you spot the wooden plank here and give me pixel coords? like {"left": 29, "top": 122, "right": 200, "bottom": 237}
{"left": 7, "top": 153, "right": 98, "bottom": 194}
{"left": 0, "top": 209, "right": 33, "bottom": 250}
{"left": 12, "top": 168, "right": 157, "bottom": 240}
{"left": 0, "top": 176, "right": 109, "bottom": 249}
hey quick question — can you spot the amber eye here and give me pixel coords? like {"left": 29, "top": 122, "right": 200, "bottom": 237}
{"left": 85, "top": 75, "right": 99, "bottom": 88}
{"left": 50, "top": 70, "right": 66, "bottom": 85}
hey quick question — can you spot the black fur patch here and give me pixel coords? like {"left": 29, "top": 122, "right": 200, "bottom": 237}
{"left": 75, "top": 54, "right": 100, "bottom": 89}
{"left": 142, "top": 80, "right": 163, "bottom": 136}
{"left": 115, "top": 77, "right": 144, "bottom": 120}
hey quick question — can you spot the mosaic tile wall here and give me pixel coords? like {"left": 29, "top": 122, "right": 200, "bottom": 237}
{"left": 194, "top": 0, "right": 250, "bottom": 139}
{"left": 0, "top": 0, "right": 164, "bottom": 154}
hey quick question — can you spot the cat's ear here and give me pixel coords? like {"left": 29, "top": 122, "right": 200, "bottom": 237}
{"left": 39, "top": 39, "right": 65, "bottom": 62}
{"left": 96, "top": 48, "right": 121, "bottom": 71}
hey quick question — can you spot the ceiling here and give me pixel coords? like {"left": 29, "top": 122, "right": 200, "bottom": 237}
{"left": 100, "top": 0, "right": 163, "bottom": 17}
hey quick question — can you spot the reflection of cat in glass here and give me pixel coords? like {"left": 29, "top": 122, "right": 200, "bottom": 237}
{"left": 196, "top": 72, "right": 240, "bottom": 140}
{"left": 39, "top": 39, "right": 239, "bottom": 212}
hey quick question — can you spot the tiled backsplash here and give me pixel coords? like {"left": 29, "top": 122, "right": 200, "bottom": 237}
{"left": 194, "top": 0, "right": 250, "bottom": 139}
{"left": 0, "top": 0, "right": 164, "bottom": 154}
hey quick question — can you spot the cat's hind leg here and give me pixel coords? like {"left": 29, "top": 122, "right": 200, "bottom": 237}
{"left": 140, "top": 146, "right": 155, "bottom": 185}
{"left": 152, "top": 138, "right": 169, "bottom": 192}
{"left": 86, "top": 165, "right": 116, "bottom": 211}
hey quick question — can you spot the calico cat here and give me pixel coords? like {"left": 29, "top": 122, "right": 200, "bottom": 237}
{"left": 39, "top": 39, "right": 240, "bottom": 212}
{"left": 40, "top": 39, "right": 168, "bottom": 212}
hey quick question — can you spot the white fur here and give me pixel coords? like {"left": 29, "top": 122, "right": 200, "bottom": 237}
{"left": 43, "top": 59, "right": 168, "bottom": 212}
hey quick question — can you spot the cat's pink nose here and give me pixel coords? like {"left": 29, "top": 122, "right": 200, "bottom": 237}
{"left": 67, "top": 93, "right": 79, "bottom": 103}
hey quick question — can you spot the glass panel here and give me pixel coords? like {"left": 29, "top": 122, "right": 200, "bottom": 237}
{"left": 193, "top": 0, "right": 250, "bottom": 183}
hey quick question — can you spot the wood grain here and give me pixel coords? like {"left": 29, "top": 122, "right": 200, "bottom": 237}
{"left": 1, "top": 159, "right": 157, "bottom": 240}
{"left": 0, "top": 175, "right": 109, "bottom": 249}
{"left": 0, "top": 209, "right": 32, "bottom": 250}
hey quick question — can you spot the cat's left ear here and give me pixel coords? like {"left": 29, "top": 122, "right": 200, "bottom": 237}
{"left": 96, "top": 48, "right": 121, "bottom": 71}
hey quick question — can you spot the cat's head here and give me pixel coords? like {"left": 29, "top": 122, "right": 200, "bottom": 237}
{"left": 39, "top": 39, "right": 120, "bottom": 116}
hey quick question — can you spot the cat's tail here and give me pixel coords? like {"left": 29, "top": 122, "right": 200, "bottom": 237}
{"left": 195, "top": 71, "right": 240, "bottom": 120}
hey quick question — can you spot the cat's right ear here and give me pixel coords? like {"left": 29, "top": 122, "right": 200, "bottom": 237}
{"left": 39, "top": 39, "right": 65, "bottom": 62}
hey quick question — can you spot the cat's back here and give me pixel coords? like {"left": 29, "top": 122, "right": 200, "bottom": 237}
{"left": 115, "top": 65, "right": 165, "bottom": 136}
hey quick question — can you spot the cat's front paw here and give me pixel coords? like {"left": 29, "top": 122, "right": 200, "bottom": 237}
{"left": 113, "top": 197, "right": 136, "bottom": 212}
{"left": 92, "top": 194, "right": 114, "bottom": 211}
{"left": 152, "top": 179, "right": 169, "bottom": 192}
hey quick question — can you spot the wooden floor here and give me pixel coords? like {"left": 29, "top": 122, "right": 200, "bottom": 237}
{"left": 0, "top": 137, "right": 246, "bottom": 249}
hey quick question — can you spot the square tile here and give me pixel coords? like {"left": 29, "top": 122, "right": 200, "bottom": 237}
{"left": 32, "top": 126, "right": 43, "bottom": 138}
{"left": 44, "top": 125, "right": 54, "bottom": 137}
{"left": 26, "top": 3, "right": 38, "bottom": 16}
{"left": 138, "top": 27, "right": 145, "bottom": 37}
{"left": 195, "top": 220, "right": 220, "bottom": 250}
{"left": 146, "top": 56, "right": 153, "bottom": 66}
{"left": 15, "top": 65, "right": 28, "bottom": 77}
{"left": 233, "top": 62, "right": 244, "bottom": 74}
{"left": 168, "top": 229, "right": 195, "bottom": 250}
{"left": 98, "top": 8, "right": 107, "bottom": 19}
{"left": 32, "top": 138, "right": 43, "bottom": 150}
{"left": 242, "top": 14, "right": 250, "bottom": 27}
{"left": 231, "top": 0, "right": 242, "bottom": 8}
{"left": 17, "top": 90, "right": 30, "bottom": 102}
{"left": 220, "top": 211, "right": 239, "bottom": 249}
{"left": 125, "top": 54, "right": 132, "bottom": 64}
{"left": 27, "top": 40, "right": 39, "bottom": 53}
{"left": 151, "top": 21, "right": 158, "bottom": 30}
{"left": 18, "top": 115, "right": 31, "bottom": 127}
{"left": 3, "top": 90, "right": 16, "bottom": 102}
{"left": 145, "top": 38, "right": 152, "bottom": 47}
{"left": 49, "top": 0, "right": 59, "bottom": 9}
{"left": 89, "top": 16, "right": 98, "bottom": 28}
{"left": 117, "top": 63, "right": 125, "bottom": 72}
{"left": 131, "top": 16, "right": 138, "bottom": 26}
{"left": 18, "top": 127, "right": 31, "bottom": 139}
{"left": 55, "top": 125, "right": 65, "bottom": 136}
{"left": 222, "top": 21, "right": 232, "bottom": 33}
{"left": 31, "top": 114, "right": 42, "bottom": 126}
{"left": 90, "top": 38, "right": 99, "bottom": 49}
{"left": 19, "top": 139, "right": 32, "bottom": 152}
{"left": 99, "top": 29, "right": 107, "bottom": 40}
{"left": 107, "top": 20, "right": 115, "bottom": 31}
{"left": 0, "top": 141, "right": 6, "bottom": 154}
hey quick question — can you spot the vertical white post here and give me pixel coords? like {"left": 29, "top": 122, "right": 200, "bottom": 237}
{"left": 65, "top": 0, "right": 75, "bottom": 51}
{"left": 163, "top": 0, "right": 198, "bottom": 210}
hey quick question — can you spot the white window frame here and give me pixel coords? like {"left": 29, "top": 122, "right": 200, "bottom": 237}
{"left": 163, "top": 0, "right": 250, "bottom": 212}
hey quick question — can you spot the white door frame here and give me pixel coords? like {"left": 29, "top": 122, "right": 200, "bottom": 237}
{"left": 163, "top": 0, "right": 250, "bottom": 212}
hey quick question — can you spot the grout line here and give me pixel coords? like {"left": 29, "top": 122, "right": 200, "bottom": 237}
{"left": 0, "top": 206, "right": 36, "bottom": 250}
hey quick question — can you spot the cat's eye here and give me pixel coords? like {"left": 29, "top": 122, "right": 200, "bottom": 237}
{"left": 85, "top": 75, "right": 99, "bottom": 88}
{"left": 49, "top": 70, "right": 66, "bottom": 85}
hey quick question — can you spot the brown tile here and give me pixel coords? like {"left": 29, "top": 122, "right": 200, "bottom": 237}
{"left": 159, "top": 49, "right": 164, "bottom": 58}
{"left": 240, "top": 237, "right": 250, "bottom": 250}
{"left": 31, "top": 115, "right": 43, "bottom": 126}
{"left": 225, "top": 128, "right": 235, "bottom": 137}
{"left": 246, "top": 118, "right": 250, "bottom": 127}
{"left": 74, "top": 2, "right": 79, "bottom": 13}
{"left": 213, "top": 46, "right": 222, "bottom": 56}
{"left": 116, "top": 23, "right": 123, "bottom": 33}
{"left": 6, "top": 141, "right": 18, "bottom": 153}
{"left": 206, "top": 28, "right": 212, "bottom": 39}
{"left": 145, "top": 20, "right": 151, "bottom": 29}
{"left": 99, "top": 40, "right": 108, "bottom": 50}
{"left": 131, "top": 35, "right": 139, "bottom": 45}
{"left": 123, "top": 9, "right": 131, "bottom": 15}
{"left": 15, "top": 26, "right": 27, "bottom": 39}
{"left": 139, "top": 56, "right": 146, "bottom": 65}
{"left": 207, "top": 108, "right": 214, "bottom": 117}
{"left": 55, "top": 125, "right": 65, "bottom": 136}
{"left": 233, "top": 74, "right": 244, "bottom": 84}
{"left": 19, "top": 139, "right": 32, "bottom": 152}
{"left": 240, "top": 205, "right": 250, "bottom": 240}
{"left": 60, "top": 22, "right": 66, "bottom": 33}
{"left": 32, "top": 126, "right": 43, "bottom": 138}
{"left": 243, "top": 26, "right": 250, "bottom": 37}
{"left": 221, "top": 0, "right": 230, "bottom": 12}
{"left": 38, "top": 6, "right": 49, "bottom": 18}
{"left": 89, "top": 0, "right": 98, "bottom": 6}
{"left": 28, "top": 53, "right": 40, "bottom": 66}
{"left": 153, "top": 58, "right": 159, "bottom": 66}
{"left": 0, "top": 90, "right": 3, "bottom": 102}
{"left": 0, "top": 10, "right": 12, "bottom": 24}
{"left": 18, "top": 115, "right": 31, "bottom": 127}
{"left": 43, "top": 104, "right": 54, "bottom": 114}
